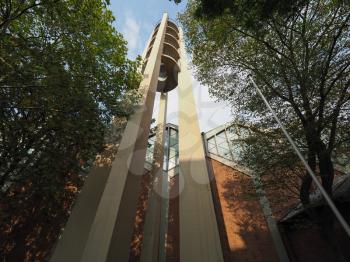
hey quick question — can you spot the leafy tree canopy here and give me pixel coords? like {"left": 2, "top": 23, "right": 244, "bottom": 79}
{"left": 172, "top": 0, "right": 309, "bottom": 31}
{"left": 0, "top": 0, "right": 140, "bottom": 259}
{"left": 179, "top": 0, "right": 350, "bottom": 206}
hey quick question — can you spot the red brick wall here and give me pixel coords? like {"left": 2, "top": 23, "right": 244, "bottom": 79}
{"left": 166, "top": 176, "right": 179, "bottom": 262}
{"left": 130, "top": 159, "right": 284, "bottom": 262}
{"left": 129, "top": 170, "right": 152, "bottom": 260}
{"left": 208, "top": 158, "right": 279, "bottom": 262}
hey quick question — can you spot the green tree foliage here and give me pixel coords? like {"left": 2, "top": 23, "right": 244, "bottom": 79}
{"left": 171, "top": 0, "right": 308, "bottom": 30}
{"left": 180, "top": 0, "right": 350, "bottom": 207}
{"left": 0, "top": 0, "right": 140, "bottom": 259}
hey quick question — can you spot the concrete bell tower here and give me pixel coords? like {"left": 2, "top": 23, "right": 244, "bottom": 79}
{"left": 51, "top": 13, "right": 223, "bottom": 262}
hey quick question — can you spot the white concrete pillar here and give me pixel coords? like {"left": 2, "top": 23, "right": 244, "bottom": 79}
{"left": 177, "top": 28, "right": 224, "bottom": 262}
{"left": 79, "top": 13, "right": 168, "bottom": 262}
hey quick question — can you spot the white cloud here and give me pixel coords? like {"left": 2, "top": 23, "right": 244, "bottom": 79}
{"left": 122, "top": 12, "right": 140, "bottom": 59}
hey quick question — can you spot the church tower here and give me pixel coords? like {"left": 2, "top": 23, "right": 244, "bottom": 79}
{"left": 52, "top": 13, "right": 223, "bottom": 262}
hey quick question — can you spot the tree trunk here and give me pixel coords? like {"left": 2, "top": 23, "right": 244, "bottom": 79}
{"left": 300, "top": 148, "right": 316, "bottom": 206}
{"left": 301, "top": 131, "right": 344, "bottom": 260}
{"left": 317, "top": 149, "right": 334, "bottom": 198}
{"left": 316, "top": 146, "right": 345, "bottom": 261}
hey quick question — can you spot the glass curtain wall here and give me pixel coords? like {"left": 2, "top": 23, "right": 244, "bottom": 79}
{"left": 145, "top": 123, "right": 249, "bottom": 169}
{"left": 145, "top": 125, "right": 179, "bottom": 172}
{"left": 206, "top": 124, "right": 249, "bottom": 162}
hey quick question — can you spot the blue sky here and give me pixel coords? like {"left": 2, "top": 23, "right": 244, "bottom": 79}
{"left": 109, "top": 0, "right": 232, "bottom": 132}
{"left": 110, "top": 0, "right": 186, "bottom": 59}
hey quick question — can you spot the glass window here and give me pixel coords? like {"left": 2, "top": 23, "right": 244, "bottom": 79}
{"left": 169, "top": 147, "right": 177, "bottom": 158}
{"left": 216, "top": 131, "right": 226, "bottom": 138}
{"left": 208, "top": 143, "right": 216, "bottom": 150}
{"left": 170, "top": 128, "right": 178, "bottom": 138}
{"left": 169, "top": 136, "right": 177, "bottom": 147}
{"left": 207, "top": 138, "right": 216, "bottom": 148}
{"left": 215, "top": 133, "right": 226, "bottom": 145}
{"left": 209, "top": 146, "right": 218, "bottom": 155}
{"left": 216, "top": 136, "right": 230, "bottom": 158}
{"left": 206, "top": 137, "right": 217, "bottom": 155}
{"left": 163, "top": 127, "right": 179, "bottom": 171}
{"left": 168, "top": 157, "right": 177, "bottom": 170}
{"left": 217, "top": 145, "right": 232, "bottom": 160}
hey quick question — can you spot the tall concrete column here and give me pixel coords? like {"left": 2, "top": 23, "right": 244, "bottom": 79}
{"left": 141, "top": 92, "right": 168, "bottom": 262}
{"left": 79, "top": 13, "right": 168, "bottom": 262}
{"left": 177, "top": 29, "right": 224, "bottom": 261}
{"left": 51, "top": 14, "right": 223, "bottom": 262}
